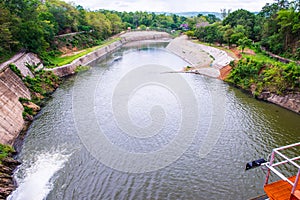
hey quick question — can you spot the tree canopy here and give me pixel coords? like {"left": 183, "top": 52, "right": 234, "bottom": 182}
{"left": 194, "top": 2, "right": 300, "bottom": 60}
{"left": 0, "top": 0, "right": 299, "bottom": 62}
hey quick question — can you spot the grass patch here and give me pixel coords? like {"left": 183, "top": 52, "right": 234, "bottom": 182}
{"left": 243, "top": 51, "right": 282, "bottom": 65}
{"left": 46, "top": 37, "right": 121, "bottom": 68}
{"left": 0, "top": 144, "right": 14, "bottom": 162}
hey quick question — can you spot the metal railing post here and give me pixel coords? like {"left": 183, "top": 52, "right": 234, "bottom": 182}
{"left": 265, "top": 150, "right": 276, "bottom": 185}
{"left": 292, "top": 168, "right": 300, "bottom": 194}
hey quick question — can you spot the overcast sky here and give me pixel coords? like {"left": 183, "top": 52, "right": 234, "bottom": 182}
{"left": 68, "top": 0, "right": 275, "bottom": 13}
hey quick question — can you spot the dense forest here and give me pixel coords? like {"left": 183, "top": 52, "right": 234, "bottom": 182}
{"left": 194, "top": 0, "right": 300, "bottom": 60}
{"left": 0, "top": 0, "right": 189, "bottom": 63}
{"left": 0, "top": 0, "right": 299, "bottom": 63}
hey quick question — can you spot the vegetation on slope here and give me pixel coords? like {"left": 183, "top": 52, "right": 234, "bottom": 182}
{"left": 226, "top": 52, "right": 300, "bottom": 97}
{"left": 9, "top": 63, "right": 61, "bottom": 119}
{"left": 0, "top": 0, "right": 192, "bottom": 64}
{"left": 0, "top": 144, "right": 14, "bottom": 163}
{"left": 46, "top": 37, "right": 121, "bottom": 68}
{"left": 193, "top": 1, "right": 300, "bottom": 60}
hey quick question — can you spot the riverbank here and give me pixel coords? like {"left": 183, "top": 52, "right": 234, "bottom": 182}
{"left": 0, "top": 144, "right": 20, "bottom": 199}
{"left": 167, "top": 35, "right": 299, "bottom": 114}
{"left": 166, "top": 35, "right": 234, "bottom": 78}
{"left": 48, "top": 31, "right": 171, "bottom": 77}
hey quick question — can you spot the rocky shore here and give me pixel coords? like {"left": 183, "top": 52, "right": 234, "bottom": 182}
{"left": 0, "top": 157, "right": 20, "bottom": 199}
{"left": 258, "top": 92, "right": 300, "bottom": 113}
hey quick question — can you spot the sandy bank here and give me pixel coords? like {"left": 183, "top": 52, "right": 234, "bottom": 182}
{"left": 166, "top": 35, "right": 234, "bottom": 78}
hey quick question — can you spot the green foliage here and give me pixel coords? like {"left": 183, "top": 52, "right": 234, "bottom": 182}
{"left": 258, "top": 1, "right": 300, "bottom": 59}
{"left": 0, "top": 143, "right": 14, "bottom": 162}
{"left": 75, "top": 65, "right": 91, "bottom": 73}
{"left": 237, "top": 37, "right": 252, "bottom": 52}
{"left": 22, "top": 67, "right": 61, "bottom": 101}
{"left": 0, "top": 0, "right": 299, "bottom": 63}
{"left": 45, "top": 37, "right": 121, "bottom": 68}
{"left": 192, "top": 2, "right": 300, "bottom": 59}
{"left": 227, "top": 54, "right": 300, "bottom": 95}
{"left": 223, "top": 9, "right": 256, "bottom": 39}
{"left": 185, "top": 30, "right": 195, "bottom": 38}
{"left": 9, "top": 64, "right": 22, "bottom": 78}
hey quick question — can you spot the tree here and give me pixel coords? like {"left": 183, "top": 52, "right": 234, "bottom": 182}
{"left": 106, "top": 13, "right": 123, "bottom": 34}
{"left": 86, "top": 11, "right": 112, "bottom": 40}
{"left": 47, "top": 0, "right": 80, "bottom": 34}
{"left": 186, "top": 30, "right": 195, "bottom": 38}
{"left": 17, "top": 21, "right": 48, "bottom": 53}
{"left": 223, "top": 9, "right": 256, "bottom": 39}
{"left": 277, "top": 9, "right": 300, "bottom": 53}
{"left": 220, "top": 8, "right": 231, "bottom": 19}
{"left": 206, "top": 14, "right": 220, "bottom": 24}
{"left": 0, "top": 4, "right": 18, "bottom": 53}
{"left": 222, "top": 25, "right": 234, "bottom": 47}
{"left": 237, "top": 37, "right": 252, "bottom": 52}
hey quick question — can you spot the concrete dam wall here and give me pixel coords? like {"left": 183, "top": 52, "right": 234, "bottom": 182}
{"left": 0, "top": 67, "right": 31, "bottom": 144}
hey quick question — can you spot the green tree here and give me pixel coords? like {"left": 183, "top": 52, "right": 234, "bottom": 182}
{"left": 277, "top": 9, "right": 300, "bottom": 54}
{"left": 106, "top": 13, "right": 123, "bottom": 34}
{"left": 222, "top": 25, "right": 234, "bottom": 46}
{"left": 86, "top": 11, "right": 112, "bottom": 40}
{"left": 0, "top": 4, "right": 18, "bottom": 53}
{"left": 237, "top": 37, "right": 252, "bottom": 52}
{"left": 186, "top": 30, "right": 195, "bottom": 38}
{"left": 223, "top": 9, "right": 256, "bottom": 39}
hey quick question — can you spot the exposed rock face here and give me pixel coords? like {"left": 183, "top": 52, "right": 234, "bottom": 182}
{"left": 259, "top": 93, "right": 300, "bottom": 113}
{"left": 0, "top": 67, "right": 31, "bottom": 145}
{"left": 270, "top": 94, "right": 300, "bottom": 113}
{"left": 0, "top": 157, "right": 21, "bottom": 199}
{"left": 22, "top": 101, "right": 40, "bottom": 112}
{"left": 49, "top": 31, "right": 172, "bottom": 77}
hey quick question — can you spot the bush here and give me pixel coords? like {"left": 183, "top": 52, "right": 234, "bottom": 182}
{"left": 0, "top": 144, "right": 14, "bottom": 162}
{"left": 9, "top": 64, "right": 22, "bottom": 78}
{"left": 226, "top": 56, "right": 300, "bottom": 95}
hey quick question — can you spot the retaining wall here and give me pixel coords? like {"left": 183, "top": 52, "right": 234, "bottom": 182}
{"left": 0, "top": 67, "right": 31, "bottom": 144}
{"left": 49, "top": 31, "right": 171, "bottom": 77}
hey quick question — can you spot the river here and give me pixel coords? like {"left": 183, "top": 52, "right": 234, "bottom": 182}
{"left": 9, "top": 43, "right": 300, "bottom": 200}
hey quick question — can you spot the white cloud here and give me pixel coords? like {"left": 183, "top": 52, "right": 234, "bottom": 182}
{"left": 68, "top": 0, "right": 274, "bottom": 12}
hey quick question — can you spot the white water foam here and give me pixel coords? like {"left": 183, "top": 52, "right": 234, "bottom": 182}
{"left": 8, "top": 152, "right": 70, "bottom": 200}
